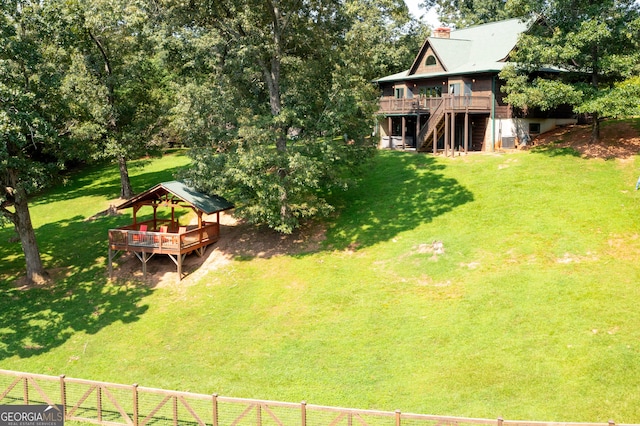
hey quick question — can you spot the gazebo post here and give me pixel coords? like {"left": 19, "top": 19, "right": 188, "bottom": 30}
{"left": 152, "top": 205, "right": 158, "bottom": 231}
{"left": 108, "top": 247, "right": 113, "bottom": 279}
{"left": 133, "top": 206, "right": 141, "bottom": 226}
{"left": 142, "top": 252, "right": 147, "bottom": 277}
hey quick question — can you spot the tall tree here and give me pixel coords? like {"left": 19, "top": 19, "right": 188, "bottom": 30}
{"left": 500, "top": 0, "right": 640, "bottom": 142}
{"left": 343, "top": 0, "right": 429, "bottom": 80}
{"left": 166, "top": 0, "right": 419, "bottom": 233}
{"left": 419, "top": 0, "right": 523, "bottom": 27}
{"left": 1, "top": 1, "right": 76, "bottom": 284}
{"left": 58, "top": 0, "right": 169, "bottom": 198}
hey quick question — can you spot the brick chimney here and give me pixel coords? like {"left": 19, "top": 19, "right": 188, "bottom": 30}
{"left": 433, "top": 27, "right": 451, "bottom": 38}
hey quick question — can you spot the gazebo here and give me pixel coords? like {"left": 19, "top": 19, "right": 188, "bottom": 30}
{"left": 108, "top": 180, "right": 234, "bottom": 280}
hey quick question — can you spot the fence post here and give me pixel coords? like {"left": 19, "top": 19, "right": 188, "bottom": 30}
{"left": 23, "top": 377, "right": 28, "bottom": 404}
{"left": 59, "top": 375, "right": 66, "bottom": 419}
{"left": 498, "top": 417, "right": 504, "bottom": 426}
{"left": 97, "top": 386, "right": 102, "bottom": 423}
{"left": 173, "top": 395, "right": 178, "bottom": 426}
{"left": 301, "top": 401, "right": 307, "bottom": 426}
{"left": 257, "top": 403, "right": 262, "bottom": 426}
{"left": 212, "top": 394, "right": 218, "bottom": 426}
{"left": 133, "top": 384, "right": 139, "bottom": 426}
{"left": 395, "top": 410, "right": 401, "bottom": 426}
{"left": 609, "top": 420, "right": 615, "bottom": 426}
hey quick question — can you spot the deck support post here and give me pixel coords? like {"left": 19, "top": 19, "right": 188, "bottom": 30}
{"left": 108, "top": 247, "right": 113, "bottom": 279}
{"left": 464, "top": 112, "right": 469, "bottom": 154}
{"left": 444, "top": 113, "right": 449, "bottom": 157}
{"left": 134, "top": 251, "right": 154, "bottom": 278}
{"left": 450, "top": 111, "right": 456, "bottom": 157}
{"left": 401, "top": 116, "right": 406, "bottom": 149}
{"left": 166, "top": 253, "right": 188, "bottom": 281}
{"left": 433, "top": 122, "right": 437, "bottom": 155}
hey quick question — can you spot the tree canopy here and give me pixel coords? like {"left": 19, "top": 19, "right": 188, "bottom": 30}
{"left": 166, "top": 0, "right": 426, "bottom": 233}
{"left": 56, "top": 0, "right": 171, "bottom": 198}
{"left": 419, "top": 0, "right": 523, "bottom": 27}
{"left": 1, "top": 0, "right": 76, "bottom": 283}
{"left": 500, "top": 0, "right": 640, "bottom": 141}
{"left": 2, "top": 0, "right": 427, "bottom": 282}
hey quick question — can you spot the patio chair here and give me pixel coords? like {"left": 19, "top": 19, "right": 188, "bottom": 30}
{"left": 133, "top": 224, "right": 147, "bottom": 243}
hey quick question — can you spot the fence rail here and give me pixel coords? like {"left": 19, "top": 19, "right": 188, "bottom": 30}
{"left": 0, "top": 370, "right": 634, "bottom": 426}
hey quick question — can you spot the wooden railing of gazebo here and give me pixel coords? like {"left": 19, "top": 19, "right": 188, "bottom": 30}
{"left": 108, "top": 219, "right": 220, "bottom": 280}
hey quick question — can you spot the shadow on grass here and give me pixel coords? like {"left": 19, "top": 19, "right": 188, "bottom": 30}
{"left": 530, "top": 144, "right": 582, "bottom": 157}
{"left": 323, "top": 151, "right": 474, "bottom": 250}
{"left": 0, "top": 154, "right": 194, "bottom": 360}
{"left": 129, "top": 151, "right": 474, "bottom": 267}
{"left": 0, "top": 272, "right": 151, "bottom": 361}
{"left": 0, "top": 211, "right": 152, "bottom": 361}
{"left": 29, "top": 152, "right": 189, "bottom": 207}
{"left": 2, "top": 151, "right": 472, "bottom": 291}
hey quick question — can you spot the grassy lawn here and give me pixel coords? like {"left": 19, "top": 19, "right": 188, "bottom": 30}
{"left": 2, "top": 143, "right": 640, "bottom": 423}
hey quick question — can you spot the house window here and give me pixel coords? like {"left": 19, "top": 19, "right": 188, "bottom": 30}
{"left": 425, "top": 55, "right": 437, "bottom": 66}
{"left": 529, "top": 123, "right": 541, "bottom": 134}
{"left": 395, "top": 88, "right": 405, "bottom": 99}
{"left": 419, "top": 86, "right": 442, "bottom": 97}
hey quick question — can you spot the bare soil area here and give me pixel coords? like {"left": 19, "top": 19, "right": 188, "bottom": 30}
{"left": 110, "top": 212, "right": 326, "bottom": 287}
{"left": 530, "top": 120, "right": 640, "bottom": 159}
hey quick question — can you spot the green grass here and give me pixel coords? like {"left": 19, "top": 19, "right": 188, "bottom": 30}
{"left": 2, "top": 146, "right": 640, "bottom": 423}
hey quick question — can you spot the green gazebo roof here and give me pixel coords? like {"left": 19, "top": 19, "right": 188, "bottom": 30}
{"left": 117, "top": 180, "right": 234, "bottom": 215}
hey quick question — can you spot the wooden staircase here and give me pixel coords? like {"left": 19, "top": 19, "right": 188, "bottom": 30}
{"left": 417, "top": 98, "right": 445, "bottom": 152}
{"left": 416, "top": 95, "right": 492, "bottom": 153}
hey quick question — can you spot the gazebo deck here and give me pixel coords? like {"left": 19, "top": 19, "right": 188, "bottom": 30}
{"left": 107, "top": 180, "right": 233, "bottom": 281}
{"left": 108, "top": 220, "right": 220, "bottom": 256}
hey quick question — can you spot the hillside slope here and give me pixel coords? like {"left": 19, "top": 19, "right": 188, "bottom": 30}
{"left": 531, "top": 119, "right": 640, "bottom": 159}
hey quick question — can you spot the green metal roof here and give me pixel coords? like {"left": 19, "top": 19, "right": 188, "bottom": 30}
{"left": 117, "top": 180, "right": 234, "bottom": 215}
{"left": 376, "top": 18, "right": 532, "bottom": 83}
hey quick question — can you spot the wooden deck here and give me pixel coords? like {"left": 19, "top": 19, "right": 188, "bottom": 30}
{"left": 108, "top": 220, "right": 220, "bottom": 279}
{"left": 378, "top": 94, "right": 492, "bottom": 115}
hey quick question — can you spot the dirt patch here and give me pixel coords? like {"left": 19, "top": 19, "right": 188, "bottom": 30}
{"left": 531, "top": 121, "right": 640, "bottom": 159}
{"left": 109, "top": 212, "right": 326, "bottom": 287}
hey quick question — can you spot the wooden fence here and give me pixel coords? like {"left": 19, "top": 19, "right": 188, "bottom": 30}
{"left": 0, "top": 369, "right": 634, "bottom": 426}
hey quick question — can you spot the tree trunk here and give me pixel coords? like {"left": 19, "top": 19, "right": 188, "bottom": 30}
{"left": 262, "top": 58, "right": 287, "bottom": 153}
{"left": 589, "top": 46, "right": 600, "bottom": 143}
{"left": 264, "top": 1, "right": 287, "bottom": 153}
{"left": 591, "top": 112, "right": 600, "bottom": 143}
{"left": 6, "top": 170, "right": 49, "bottom": 285}
{"left": 118, "top": 155, "right": 134, "bottom": 199}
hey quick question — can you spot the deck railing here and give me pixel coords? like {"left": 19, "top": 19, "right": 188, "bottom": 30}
{"left": 0, "top": 369, "right": 633, "bottom": 426}
{"left": 378, "top": 96, "right": 443, "bottom": 114}
{"left": 108, "top": 222, "right": 220, "bottom": 254}
{"left": 378, "top": 95, "right": 492, "bottom": 115}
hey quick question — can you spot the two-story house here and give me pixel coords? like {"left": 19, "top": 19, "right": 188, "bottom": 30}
{"left": 375, "top": 18, "right": 577, "bottom": 153}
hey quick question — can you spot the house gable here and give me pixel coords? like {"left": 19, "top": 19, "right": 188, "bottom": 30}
{"left": 411, "top": 44, "right": 447, "bottom": 75}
